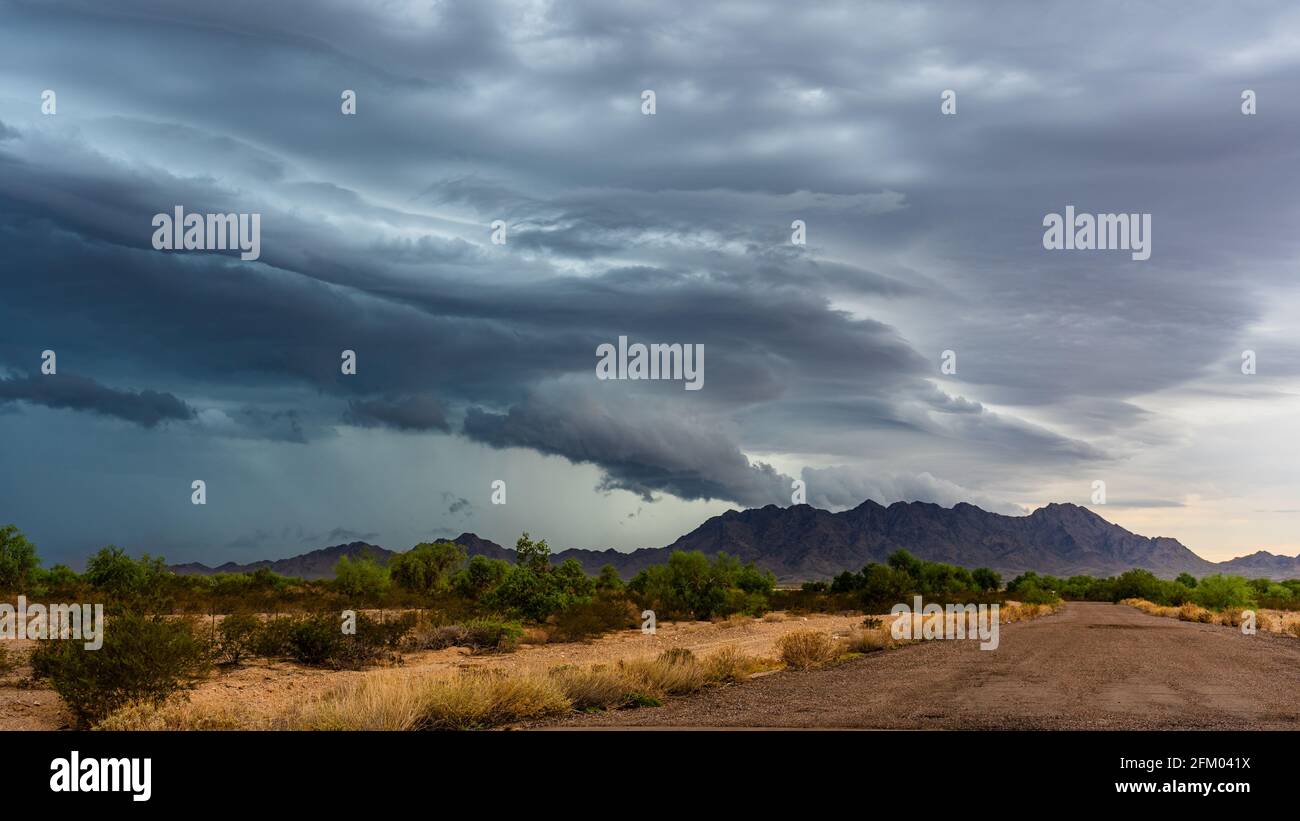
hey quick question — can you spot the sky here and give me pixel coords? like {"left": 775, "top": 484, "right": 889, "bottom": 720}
{"left": 1, "top": 0, "right": 1299, "bottom": 568}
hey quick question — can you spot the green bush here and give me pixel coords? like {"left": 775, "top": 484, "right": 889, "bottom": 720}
{"left": 408, "top": 616, "right": 522, "bottom": 652}
{"left": 389, "top": 541, "right": 466, "bottom": 595}
{"left": 332, "top": 555, "right": 390, "bottom": 600}
{"left": 245, "top": 611, "right": 412, "bottom": 667}
{"left": 548, "top": 596, "right": 638, "bottom": 642}
{"left": 628, "top": 551, "right": 774, "bottom": 620}
{"left": 215, "top": 613, "right": 263, "bottom": 665}
{"left": 1192, "top": 575, "right": 1255, "bottom": 610}
{"left": 0, "top": 524, "right": 39, "bottom": 592}
{"left": 29, "top": 612, "right": 212, "bottom": 727}
{"left": 250, "top": 615, "right": 297, "bottom": 657}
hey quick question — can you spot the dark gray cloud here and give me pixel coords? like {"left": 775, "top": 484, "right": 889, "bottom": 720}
{"left": 464, "top": 386, "right": 792, "bottom": 506}
{"left": 344, "top": 394, "right": 451, "bottom": 432}
{"left": 0, "top": 373, "right": 194, "bottom": 428}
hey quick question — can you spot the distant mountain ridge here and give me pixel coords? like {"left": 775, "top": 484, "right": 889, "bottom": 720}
{"left": 169, "top": 501, "right": 1300, "bottom": 582}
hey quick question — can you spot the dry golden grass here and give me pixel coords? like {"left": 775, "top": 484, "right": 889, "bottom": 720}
{"left": 1125, "top": 598, "right": 1300, "bottom": 636}
{"left": 998, "top": 601, "right": 1061, "bottom": 623}
{"left": 702, "top": 644, "right": 774, "bottom": 682}
{"left": 761, "top": 612, "right": 786, "bottom": 623}
{"left": 420, "top": 672, "right": 570, "bottom": 729}
{"left": 619, "top": 649, "right": 707, "bottom": 695}
{"left": 549, "top": 664, "right": 633, "bottom": 710}
{"left": 841, "top": 626, "right": 894, "bottom": 654}
{"left": 98, "top": 699, "right": 267, "bottom": 731}
{"left": 713, "top": 613, "right": 754, "bottom": 630}
{"left": 776, "top": 629, "right": 839, "bottom": 669}
{"left": 291, "top": 669, "right": 436, "bottom": 730}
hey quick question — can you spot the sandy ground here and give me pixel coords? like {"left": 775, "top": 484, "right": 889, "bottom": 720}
{"left": 0, "top": 612, "right": 866, "bottom": 730}
{"left": 554, "top": 602, "right": 1300, "bottom": 729}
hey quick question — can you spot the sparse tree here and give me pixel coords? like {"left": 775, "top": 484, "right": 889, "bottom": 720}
{"left": 0, "top": 525, "right": 38, "bottom": 592}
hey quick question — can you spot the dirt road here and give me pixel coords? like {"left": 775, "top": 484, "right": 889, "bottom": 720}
{"left": 559, "top": 602, "right": 1300, "bottom": 729}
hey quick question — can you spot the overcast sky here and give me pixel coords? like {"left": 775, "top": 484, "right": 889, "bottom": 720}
{"left": 2, "top": 0, "right": 1298, "bottom": 567}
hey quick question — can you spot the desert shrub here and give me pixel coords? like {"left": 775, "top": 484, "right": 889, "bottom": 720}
{"left": 549, "top": 664, "right": 634, "bottom": 710}
{"left": 29, "top": 612, "right": 211, "bottom": 727}
{"left": 1221, "top": 608, "right": 1248, "bottom": 628}
{"left": 0, "top": 524, "right": 39, "bottom": 592}
{"left": 454, "top": 617, "right": 521, "bottom": 652}
{"left": 332, "top": 555, "right": 390, "bottom": 601}
{"left": 843, "top": 626, "right": 893, "bottom": 653}
{"left": 486, "top": 541, "right": 595, "bottom": 621}
{"left": 548, "top": 596, "right": 638, "bottom": 642}
{"left": 247, "top": 611, "right": 411, "bottom": 668}
{"left": 250, "top": 615, "right": 298, "bottom": 657}
{"left": 284, "top": 614, "right": 343, "bottom": 665}
{"left": 776, "top": 630, "right": 839, "bottom": 670}
{"left": 418, "top": 672, "right": 570, "bottom": 729}
{"left": 408, "top": 616, "right": 522, "bottom": 653}
{"left": 292, "top": 669, "right": 435, "bottom": 730}
{"left": 714, "top": 612, "right": 753, "bottom": 630}
{"left": 98, "top": 698, "right": 264, "bottom": 731}
{"left": 702, "top": 645, "right": 766, "bottom": 683}
{"left": 1289, "top": 622, "right": 1300, "bottom": 639}
{"left": 619, "top": 649, "right": 706, "bottom": 696}
{"left": 628, "top": 551, "right": 774, "bottom": 620}
{"left": 451, "top": 555, "right": 511, "bottom": 600}
{"left": 389, "top": 541, "right": 466, "bottom": 595}
{"left": 356, "top": 612, "right": 415, "bottom": 651}
{"left": 216, "top": 613, "right": 263, "bottom": 664}
{"left": 1193, "top": 575, "right": 1255, "bottom": 611}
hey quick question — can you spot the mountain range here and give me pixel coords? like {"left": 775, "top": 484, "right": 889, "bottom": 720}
{"left": 170, "top": 501, "right": 1300, "bottom": 583}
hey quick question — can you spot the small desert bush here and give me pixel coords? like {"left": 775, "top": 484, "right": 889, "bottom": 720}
{"left": 215, "top": 613, "right": 262, "bottom": 664}
{"left": 420, "top": 672, "right": 570, "bottom": 729}
{"left": 30, "top": 612, "right": 212, "bottom": 727}
{"left": 408, "top": 617, "right": 522, "bottom": 653}
{"left": 702, "top": 645, "right": 768, "bottom": 683}
{"left": 294, "top": 669, "right": 570, "bottom": 730}
{"left": 547, "top": 597, "right": 638, "bottom": 643}
{"left": 295, "top": 669, "right": 437, "bottom": 731}
{"left": 776, "top": 629, "right": 839, "bottom": 670}
{"left": 549, "top": 664, "right": 634, "bottom": 710}
{"left": 98, "top": 698, "right": 263, "bottom": 731}
{"left": 619, "top": 648, "right": 706, "bottom": 696}
{"left": 247, "top": 612, "right": 412, "bottom": 668}
{"left": 842, "top": 626, "right": 893, "bottom": 654}
{"left": 715, "top": 613, "right": 753, "bottom": 630}
{"left": 1288, "top": 622, "right": 1300, "bottom": 639}
{"left": 762, "top": 611, "right": 786, "bottom": 623}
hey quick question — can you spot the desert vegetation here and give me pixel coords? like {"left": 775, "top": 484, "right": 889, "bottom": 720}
{"left": 7, "top": 521, "right": 1281, "bottom": 731}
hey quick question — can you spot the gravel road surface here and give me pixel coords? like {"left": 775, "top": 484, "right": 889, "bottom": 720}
{"left": 556, "top": 602, "right": 1300, "bottom": 729}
